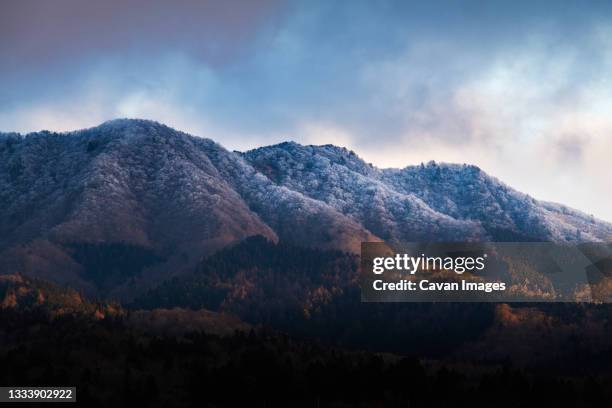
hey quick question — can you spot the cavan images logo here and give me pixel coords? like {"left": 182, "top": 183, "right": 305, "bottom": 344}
{"left": 361, "top": 242, "right": 612, "bottom": 303}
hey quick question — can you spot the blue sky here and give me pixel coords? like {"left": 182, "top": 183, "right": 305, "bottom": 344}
{"left": 1, "top": 0, "right": 611, "bottom": 221}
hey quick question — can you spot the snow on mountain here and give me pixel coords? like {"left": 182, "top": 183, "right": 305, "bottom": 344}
{"left": 0, "top": 120, "right": 374, "bottom": 295}
{"left": 1, "top": 119, "right": 610, "bottom": 295}
{"left": 244, "top": 141, "right": 612, "bottom": 243}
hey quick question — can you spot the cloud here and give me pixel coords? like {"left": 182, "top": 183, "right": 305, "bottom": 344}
{"left": 0, "top": 0, "right": 286, "bottom": 72}
{"left": 1, "top": 1, "right": 611, "bottom": 221}
{"left": 350, "top": 22, "right": 612, "bottom": 221}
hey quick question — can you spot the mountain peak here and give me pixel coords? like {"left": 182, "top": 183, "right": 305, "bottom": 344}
{"left": 90, "top": 118, "right": 186, "bottom": 140}
{"left": 97, "top": 118, "right": 167, "bottom": 130}
{"left": 2, "top": 119, "right": 612, "bottom": 297}
{"left": 244, "top": 140, "right": 378, "bottom": 182}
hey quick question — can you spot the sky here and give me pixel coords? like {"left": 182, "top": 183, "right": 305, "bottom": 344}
{"left": 1, "top": 0, "right": 611, "bottom": 222}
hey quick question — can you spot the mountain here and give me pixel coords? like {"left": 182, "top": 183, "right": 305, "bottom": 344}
{"left": 0, "top": 119, "right": 373, "bottom": 296}
{"left": 244, "top": 142, "right": 612, "bottom": 242}
{"left": 1, "top": 119, "right": 611, "bottom": 297}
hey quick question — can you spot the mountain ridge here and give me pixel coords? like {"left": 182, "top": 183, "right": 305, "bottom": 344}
{"left": 243, "top": 138, "right": 612, "bottom": 242}
{"left": 1, "top": 118, "right": 611, "bottom": 297}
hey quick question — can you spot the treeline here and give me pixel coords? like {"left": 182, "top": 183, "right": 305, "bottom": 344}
{"left": 133, "top": 235, "right": 359, "bottom": 323}
{"left": 67, "top": 242, "right": 165, "bottom": 292}
{"left": 132, "top": 236, "right": 612, "bottom": 368}
{"left": 1, "top": 251, "right": 612, "bottom": 406}
{"left": 133, "top": 237, "right": 497, "bottom": 355}
{"left": 0, "top": 306, "right": 609, "bottom": 407}
{"left": 0, "top": 273, "right": 121, "bottom": 318}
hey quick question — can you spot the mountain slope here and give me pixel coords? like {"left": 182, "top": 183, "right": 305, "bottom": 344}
{"left": 244, "top": 142, "right": 612, "bottom": 242}
{"left": 0, "top": 120, "right": 375, "bottom": 296}
{"left": 1, "top": 119, "right": 611, "bottom": 297}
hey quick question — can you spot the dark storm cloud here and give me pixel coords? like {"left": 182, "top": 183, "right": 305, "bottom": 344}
{"left": 0, "top": 0, "right": 286, "bottom": 71}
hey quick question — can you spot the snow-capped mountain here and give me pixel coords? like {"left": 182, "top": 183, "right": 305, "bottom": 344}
{"left": 244, "top": 141, "right": 612, "bottom": 243}
{"left": 1, "top": 119, "right": 610, "bottom": 295}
